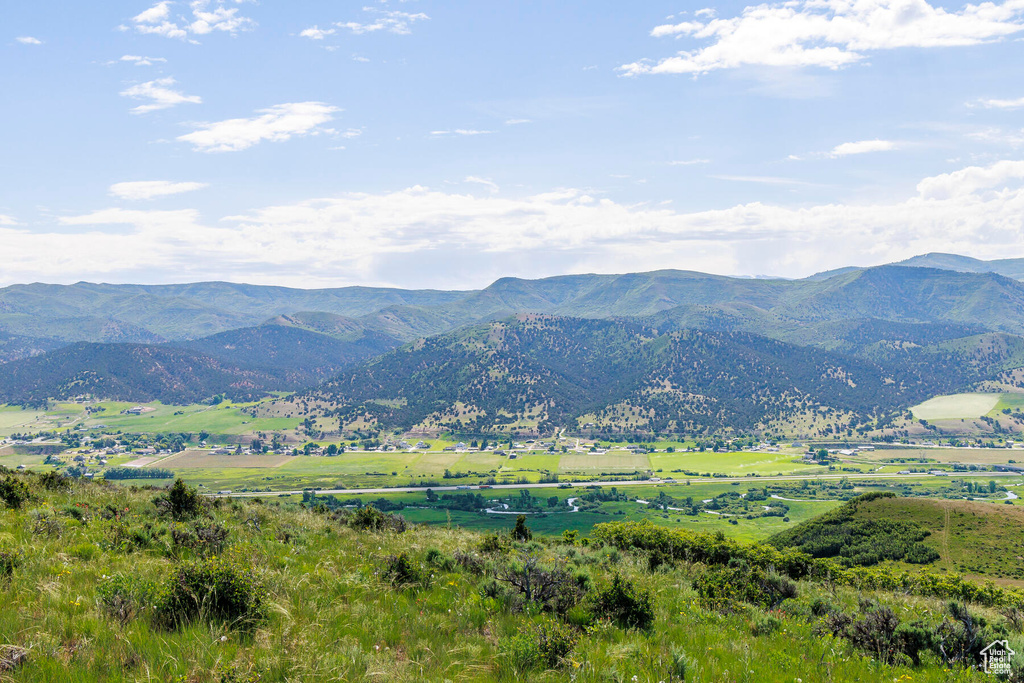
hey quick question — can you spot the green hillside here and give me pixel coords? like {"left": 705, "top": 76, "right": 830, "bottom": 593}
{"left": 178, "top": 323, "right": 399, "bottom": 381}
{"left": 308, "top": 315, "right": 937, "bottom": 434}
{"left": 0, "top": 343, "right": 286, "bottom": 405}
{"left": 0, "top": 471, "right": 1020, "bottom": 681}
{"left": 772, "top": 493, "right": 1024, "bottom": 582}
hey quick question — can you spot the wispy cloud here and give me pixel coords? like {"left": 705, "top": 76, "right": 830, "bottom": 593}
{"left": 0, "top": 215, "right": 17, "bottom": 226}
{"left": 464, "top": 176, "right": 499, "bottom": 193}
{"left": 120, "top": 77, "right": 201, "bottom": 114}
{"left": 178, "top": 102, "right": 340, "bottom": 152}
{"left": 668, "top": 159, "right": 710, "bottom": 166}
{"left": 505, "top": 118, "right": 532, "bottom": 125}
{"left": 975, "top": 96, "right": 1024, "bottom": 109}
{"left": 119, "top": 54, "right": 167, "bottom": 66}
{"left": 430, "top": 129, "right": 492, "bottom": 137}
{"left": 829, "top": 139, "right": 897, "bottom": 157}
{"left": 301, "top": 8, "right": 429, "bottom": 40}
{"left": 109, "top": 180, "right": 208, "bottom": 200}
{"left": 622, "top": 0, "right": 1024, "bottom": 76}
{"left": 15, "top": 36, "right": 42, "bottom": 45}
{"left": 123, "top": 0, "right": 254, "bottom": 41}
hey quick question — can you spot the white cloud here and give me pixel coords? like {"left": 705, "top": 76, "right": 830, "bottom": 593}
{"left": 622, "top": 0, "right": 1024, "bottom": 76}
{"left": 126, "top": 0, "right": 254, "bottom": 41}
{"left": 178, "top": 101, "right": 340, "bottom": 152}
{"left": 505, "top": 118, "right": 532, "bottom": 125}
{"left": 119, "top": 54, "right": 167, "bottom": 66}
{"left": 120, "top": 77, "right": 201, "bottom": 114}
{"left": 830, "top": 139, "right": 897, "bottom": 157}
{"left": 431, "top": 129, "right": 492, "bottom": 137}
{"left": 668, "top": 159, "right": 710, "bottom": 165}
{"left": 0, "top": 215, "right": 17, "bottom": 226}
{"left": 977, "top": 96, "right": 1024, "bottom": 109}
{"left": 916, "top": 159, "right": 1024, "bottom": 199}
{"left": 300, "top": 26, "right": 335, "bottom": 40}
{"left": 6, "top": 159, "right": 1017, "bottom": 287}
{"left": 109, "top": 180, "right": 208, "bottom": 200}
{"left": 15, "top": 36, "right": 42, "bottom": 45}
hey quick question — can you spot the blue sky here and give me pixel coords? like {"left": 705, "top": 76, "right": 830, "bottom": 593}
{"left": 3, "top": 0, "right": 1024, "bottom": 288}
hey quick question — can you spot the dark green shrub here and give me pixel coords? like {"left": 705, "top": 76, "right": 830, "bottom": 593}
{"left": 499, "top": 620, "right": 578, "bottom": 674}
{"left": 936, "top": 602, "right": 986, "bottom": 667}
{"left": 534, "top": 620, "right": 578, "bottom": 667}
{"left": 343, "top": 506, "right": 407, "bottom": 532}
{"left": 38, "top": 471, "right": 71, "bottom": 491}
{"left": 153, "top": 555, "right": 268, "bottom": 629}
{"left": 895, "top": 621, "right": 935, "bottom": 666}
{"left": 511, "top": 515, "right": 532, "bottom": 542}
{"left": 810, "top": 597, "right": 835, "bottom": 617}
{"left": 154, "top": 479, "right": 205, "bottom": 521}
{"left": 425, "top": 548, "right": 453, "bottom": 570}
{"left": 381, "top": 552, "right": 425, "bottom": 588}
{"left": 0, "top": 477, "right": 30, "bottom": 509}
{"left": 591, "top": 574, "right": 655, "bottom": 631}
{"left": 479, "top": 532, "right": 509, "bottom": 553}
{"left": 694, "top": 563, "right": 797, "bottom": 611}
{"left": 751, "top": 614, "right": 782, "bottom": 636}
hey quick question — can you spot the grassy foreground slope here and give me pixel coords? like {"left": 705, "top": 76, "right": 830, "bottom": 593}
{"left": 0, "top": 473, "right": 1021, "bottom": 682}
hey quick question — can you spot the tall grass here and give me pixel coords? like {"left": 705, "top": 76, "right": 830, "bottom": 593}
{"left": 0, "top": 471, "right": 1013, "bottom": 681}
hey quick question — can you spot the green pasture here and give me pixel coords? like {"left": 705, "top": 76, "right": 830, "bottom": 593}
{"left": 80, "top": 401, "right": 298, "bottom": 436}
{"left": 649, "top": 449, "right": 822, "bottom": 476}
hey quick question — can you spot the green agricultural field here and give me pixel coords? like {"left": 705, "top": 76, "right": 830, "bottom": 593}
{"left": 649, "top": 449, "right": 822, "bottom": 476}
{"left": 911, "top": 392, "right": 1003, "bottom": 420}
{"left": 81, "top": 401, "right": 299, "bottom": 436}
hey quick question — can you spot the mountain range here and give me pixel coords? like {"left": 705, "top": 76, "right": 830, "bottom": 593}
{"left": 4, "top": 253, "right": 1024, "bottom": 434}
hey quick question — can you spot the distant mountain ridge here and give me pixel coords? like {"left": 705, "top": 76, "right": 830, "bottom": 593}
{"left": 810, "top": 252, "right": 1024, "bottom": 281}
{"left": 4, "top": 259, "right": 1024, "bottom": 348}
{"left": 6, "top": 257, "right": 1024, "bottom": 424}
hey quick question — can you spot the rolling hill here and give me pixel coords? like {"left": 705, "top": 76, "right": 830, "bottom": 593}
{"left": 0, "top": 343, "right": 287, "bottom": 405}
{"left": 772, "top": 493, "right": 1024, "bottom": 582}
{"left": 177, "top": 322, "right": 400, "bottom": 381}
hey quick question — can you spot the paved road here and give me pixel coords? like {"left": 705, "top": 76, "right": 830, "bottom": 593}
{"left": 211, "top": 469, "right": 1022, "bottom": 498}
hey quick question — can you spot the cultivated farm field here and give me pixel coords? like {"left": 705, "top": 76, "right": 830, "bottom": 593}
{"left": 649, "top": 450, "right": 822, "bottom": 476}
